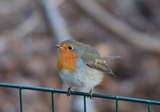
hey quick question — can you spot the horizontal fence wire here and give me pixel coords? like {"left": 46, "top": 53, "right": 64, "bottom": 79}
{"left": 0, "top": 82, "right": 160, "bottom": 112}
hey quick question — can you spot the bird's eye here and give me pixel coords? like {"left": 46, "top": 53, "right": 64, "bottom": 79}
{"left": 68, "top": 46, "right": 73, "bottom": 50}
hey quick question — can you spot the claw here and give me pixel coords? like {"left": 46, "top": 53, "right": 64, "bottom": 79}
{"left": 87, "top": 89, "right": 93, "bottom": 99}
{"left": 67, "top": 86, "right": 72, "bottom": 97}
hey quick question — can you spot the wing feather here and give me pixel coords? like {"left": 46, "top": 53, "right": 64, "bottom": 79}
{"left": 81, "top": 54, "right": 116, "bottom": 76}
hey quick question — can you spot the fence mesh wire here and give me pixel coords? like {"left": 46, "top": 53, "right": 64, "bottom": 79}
{"left": 0, "top": 82, "right": 160, "bottom": 112}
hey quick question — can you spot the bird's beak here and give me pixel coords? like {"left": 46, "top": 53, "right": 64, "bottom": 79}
{"left": 55, "top": 45, "right": 61, "bottom": 49}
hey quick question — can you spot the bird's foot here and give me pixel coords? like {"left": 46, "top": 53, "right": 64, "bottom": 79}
{"left": 67, "top": 86, "right": 72, "bottom": 97}
{"left": 87, "top": 89, "right": 94, "bottom": 99}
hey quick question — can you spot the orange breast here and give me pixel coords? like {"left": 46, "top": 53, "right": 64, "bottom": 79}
{"left": 57, "top": 49, "right": 79, "bottom": 72}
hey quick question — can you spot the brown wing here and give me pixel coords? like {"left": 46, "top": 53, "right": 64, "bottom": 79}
{"left": 81, "top": 54, "right": 115, "bottom": 77}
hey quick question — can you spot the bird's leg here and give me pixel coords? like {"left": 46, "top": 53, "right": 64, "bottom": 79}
{"left": 67, "top": 86, "right": 72, "bottom": 97}
{"left": 87, "top": 89, "right": 93, "bottom": 99}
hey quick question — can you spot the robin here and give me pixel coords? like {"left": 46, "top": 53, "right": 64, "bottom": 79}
{"left": 55, "top": 39, "right": 120, "bottom": 98}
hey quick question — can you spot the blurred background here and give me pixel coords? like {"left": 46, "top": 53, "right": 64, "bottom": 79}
{"left": 0, "top": 0, "right": 160, "bottom": 112}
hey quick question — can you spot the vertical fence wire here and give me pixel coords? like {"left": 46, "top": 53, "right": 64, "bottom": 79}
{"left": 19, "top": 88, "right": 23, "bottom": 112}
{"left": 51, "top": 92, "right": 55, "bottom": 112}
{"left": 148, "top": 102, "right": 151, "bottom": 112}
{"left": 83, "top": 95, "right": 87, "bottom": 112}
{"left": 116, "top": 97, "right": 119, "bottom": 112}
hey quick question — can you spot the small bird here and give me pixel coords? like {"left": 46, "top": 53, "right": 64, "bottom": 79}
{"left": 55, "top": 39, "right": 120, "bottom": 98}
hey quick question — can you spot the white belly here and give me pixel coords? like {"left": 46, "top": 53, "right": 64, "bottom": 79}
{"left": 58, "top": 59, "right": 104, "bottom": 88}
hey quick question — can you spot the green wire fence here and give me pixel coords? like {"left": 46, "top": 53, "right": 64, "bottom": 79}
{"left": 0, "top": 82, "right": 160, "bottom": 112}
